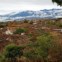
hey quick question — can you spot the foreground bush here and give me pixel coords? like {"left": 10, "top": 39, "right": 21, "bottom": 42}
{"left": 23, "top": 34, "right": 54, "bottom": 62}
{"left": 0, "top": 44, "right": 24, "bottom": 62}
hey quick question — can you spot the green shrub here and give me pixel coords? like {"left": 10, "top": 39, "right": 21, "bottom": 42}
{"left": 46, "top": 21, "right": 55, "bottom": 26}
{"left": 24, "top": 34, "right": 53, "bottom": 62}
{"left": 3, "top": 44, "right": 24, "bottom": 62}
{"left": 56, "top": 22, "right": 62, "bottom": 28}
{"left": 24, "top": 19, "right": 29, "bottom": 23}
{"left": 29, "top": 21, "right": 33, "bottom": 24}
{"left": 14, "top": 28, "right": 27, "bottom": 34}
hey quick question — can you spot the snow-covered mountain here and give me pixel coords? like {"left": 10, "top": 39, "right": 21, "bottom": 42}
{"left": 0, "top": 9, "right": 62, "bottom": 21}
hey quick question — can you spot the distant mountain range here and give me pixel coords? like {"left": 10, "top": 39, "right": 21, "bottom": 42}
{"left": 0, "top": 9, "right": 62, "bottom": 21}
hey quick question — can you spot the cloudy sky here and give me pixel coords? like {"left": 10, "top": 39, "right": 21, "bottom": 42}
{"left": 0, "top": 0, "right": 62, "bottom": 14}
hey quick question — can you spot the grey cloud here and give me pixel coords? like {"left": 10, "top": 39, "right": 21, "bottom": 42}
{"left": 0, "top": 0, "right": 61, "bottom": 11}
{"left": 0, "top": 0, "right": 54, "bottom": 5}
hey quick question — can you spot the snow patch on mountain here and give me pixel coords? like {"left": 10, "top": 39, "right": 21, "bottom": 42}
{"left": 0, "top": 9, "right": 62, "bottom": 21}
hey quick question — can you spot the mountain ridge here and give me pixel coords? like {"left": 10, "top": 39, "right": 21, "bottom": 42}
{"left": 0, "top": 9, "right": 62, "bottom": 21}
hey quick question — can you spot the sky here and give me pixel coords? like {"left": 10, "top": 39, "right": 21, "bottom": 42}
{"left": 0, "top": 0, "right": 62, "bottom": 14}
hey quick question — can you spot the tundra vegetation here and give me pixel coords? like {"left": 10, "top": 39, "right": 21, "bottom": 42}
{"left": 0, "top": 18, "right": 62, "bottom": 62}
